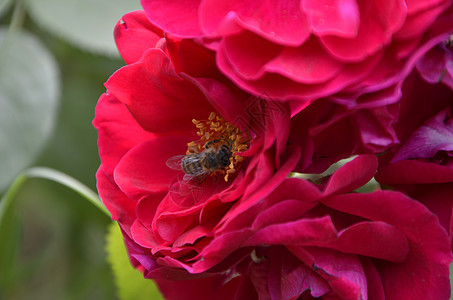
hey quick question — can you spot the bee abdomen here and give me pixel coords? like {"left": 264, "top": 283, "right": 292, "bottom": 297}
{"left": 182, "top": 156, "right": 204, "bottom": 175}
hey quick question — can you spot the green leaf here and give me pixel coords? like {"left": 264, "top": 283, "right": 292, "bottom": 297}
{"left": 24, "top": 167, "right": 109, "bottom": 215}
{"left": 0, "top": 0, "right": 12, "bottom": 18}
{"left": 450, "top": 262, "right": 453, "bottom": 300}
{"left": 27, "top": 0, "right": 142, "bottom": 56}
{"left": 106, "top": 222, "right": 164, "bottom": 300}
{"left": 0, "top": 27, "right": 60, "bottom": 192}
{"left": 0, "top": 167, "right": 110, "bottom": 294}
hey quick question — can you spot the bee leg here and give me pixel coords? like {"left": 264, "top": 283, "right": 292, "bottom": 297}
{"left": 205, "top": 139, "right": 220, "bottom": 148}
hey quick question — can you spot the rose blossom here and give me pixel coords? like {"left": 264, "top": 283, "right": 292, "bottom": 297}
{"left": 375, "top": 56, "right": 453, "bottom": 249}
{"left": 141, "top": 0, "right": 453, "bottom": 112}
{"left": 122, "top": 155, "right": 452, "bottom": 299}
{"left": 94, "top": 9, "right": 301, "bottom": 290}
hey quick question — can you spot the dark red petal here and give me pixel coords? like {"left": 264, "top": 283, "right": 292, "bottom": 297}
{"left": 377, "top": 160, "right": 453, "bottom": 184}
{"left": 244, "top": 215, "right": 338, "bottom": 246}
{"left": 324, "top": 155, "right": 378, "bottom": 196}
{"left": 290, "top": 247, "right": 367, "bottom": 299}
{"left": 391, "top": 108, "right": 453, "bottom": 162}
{"left": 325, "top": 221, "right": 409, "bottom": 263}
{"left": 323, "top": 191, "right": 452, "bottom": 299}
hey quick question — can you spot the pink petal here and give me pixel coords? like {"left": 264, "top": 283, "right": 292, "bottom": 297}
{"left": 114, "top": 10, "right": 164, "bottom": 64}
{"left": 265, "top": 37, "right": 345, "bottom": 84}
{"left": 200, "top": 0, "right": 311, "bottom": 46}
{"left": 320, "top": 0, "right": 407, "bottom": 62}
{"left": 219, "top": 31, "right": 283, "bottom": 80}
{"left": 141, "top": 0, "right": 203, "bottom": 37}
{"left": 303, "top": 0, "right": 360, "bottom": 38}
{"left": 394, "top": 1, "right": 451, "bottom": 40}
{"left": 216, "top": 40, "right": 383, "bottom": 101}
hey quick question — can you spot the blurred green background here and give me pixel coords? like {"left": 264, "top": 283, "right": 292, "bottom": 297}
{"left": 0, "top": 0, "right": 145, "bottom": 299}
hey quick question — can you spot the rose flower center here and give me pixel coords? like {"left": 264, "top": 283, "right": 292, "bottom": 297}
{"left": 186, "top": 112, "right": 250, "bottom": 182}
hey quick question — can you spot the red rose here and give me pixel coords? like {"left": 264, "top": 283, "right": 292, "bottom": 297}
{"left": 94, "top": 9, "right": 300, "bottom": 287}
{"left": 289, "top": 98, "right": 399, "bottom": 173}
{"left": 375, "top": 63, "right": 453, "bottom": 249}
{"left": 124, "top": 156, "right": 452, "bottom": 299}
{"left": 141, "top": 0, "right": 453, "bottom": 112}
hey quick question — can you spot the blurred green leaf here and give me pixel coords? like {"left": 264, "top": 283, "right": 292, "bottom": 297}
{"left": 0, "top": 0, "right": 12, "bottom": 17}
{"left": 0, "top": 27, "right": 60, "bottom": 192}
{"left": 25, "top": 167, "right": 109, "bottom": 215}
{"left": 0, "top": 171, "right": 114, "bottom": 299}
{"left": 0, "top": 172, "right": 25, "bottom": 293}
{"left": 450, "top": 262, "right": 453, "bottom": 300}
{"left": 27, "top": 0, "right": 142, "bottom": 56}
{"left": 106, "top": 222, "right": 164, "bottom": 300}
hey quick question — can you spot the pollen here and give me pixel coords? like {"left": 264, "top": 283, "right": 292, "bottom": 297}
{"left": 186, "top": 112, "right": 251, "bottom": 182}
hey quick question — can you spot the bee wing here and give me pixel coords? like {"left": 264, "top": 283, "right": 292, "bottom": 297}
{"left": 166, "top": 155, "right": 187, "bottom": 170}
{"left": 179, "top": 172, "right": 209, "bottom": 200}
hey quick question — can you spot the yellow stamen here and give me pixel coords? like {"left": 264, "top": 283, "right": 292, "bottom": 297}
{"left": 186, "top": 112, "right": 251, "bottom": 182}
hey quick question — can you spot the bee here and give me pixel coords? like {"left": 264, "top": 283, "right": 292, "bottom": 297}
{"left": 166, "top": 139, "right": 232, "bottom": 197}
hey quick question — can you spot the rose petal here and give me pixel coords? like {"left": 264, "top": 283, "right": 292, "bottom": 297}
{"left": 324, "top": 155, "right": 378, "bottom": 196}
{"left": 290, "top": 246, "right": 367, "bottom": 300}
{"left": 96, "top": 167, "right": 136, "bottom": 235}
{"left": 323, "top": 191, "right": 452, "bottom": 299}
{"left": 105, "top": 49, "right": 215, "bottom": 134}
{"left": 320, "top": 0, "right": 407, "bottom": 62}
{"left": 377, "top": 159, "right": 453, "bottom": 184}
{"left": 199, "top": 0, "right": 310, "bottom": 46}
{"left": 327, "top": 221, "right": 409, "bottom": 263}
{"left": 192, "top": 229, "right": 253, "bottom": 272}
{"left": 141, "top": 0, "right": 203, "bottom": 37}
{"left": 303, "top": 0, "right": 360, "bottom": 38}
{"left": 93, "top": 93, "right": 154, "bottom": 179}
{"left": 360, "top": 257, "right": 385, "bottom": 300}
{"left": 417, "top": 41, "right": 453, "bottom": 90}
{"left": 244, "top": 215, "right": 337, "bottom": 246}
{"left": 392, "top": 108, "right": 453, "bottom": 162}
{"left": 217, "top": 40, "right": 383, "bottom": 101}
{"left": 266, "top": 37, "right": 345, "bottom": 84}
{"left": 394, "top": 1, "right": 451, "bottom": 40}
{"left": 114, "top": 135, "right": 192, "bottom": 200}
{"left": 114, "top": 10, "right": 164, "bottom": 64}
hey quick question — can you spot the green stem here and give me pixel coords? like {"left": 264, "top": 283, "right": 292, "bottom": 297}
{"left": 0, "top": 167, "right": 110, "bottom": 226}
